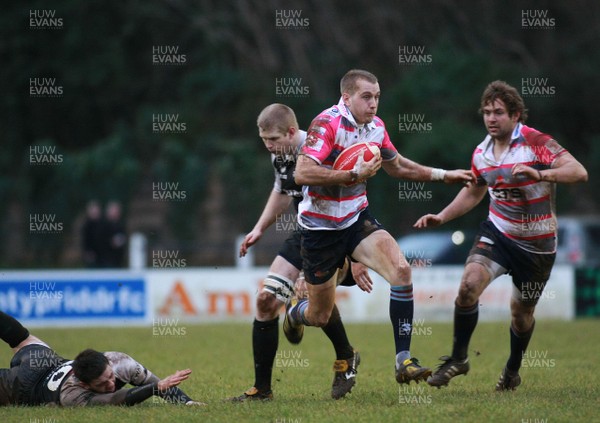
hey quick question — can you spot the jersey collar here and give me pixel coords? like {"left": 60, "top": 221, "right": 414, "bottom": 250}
{"left": 511, "top": 122, "right": 523, "bottom": 141}
{"left": 336, "top": 97, "right": 377, "bottom": 131}
{"left": 481, "top": 122, "right": 523, "bottom": 165}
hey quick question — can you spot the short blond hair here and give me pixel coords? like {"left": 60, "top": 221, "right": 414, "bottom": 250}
{"left": 340, "top": 69, "right": 378, "bottom": 95}
{"left": 257, "top": 103, "right": 299, "bottom": 134}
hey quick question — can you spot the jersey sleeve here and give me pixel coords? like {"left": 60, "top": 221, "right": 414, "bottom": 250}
{"left": 62, "top": 384, "right": 159, "bottom": 406}
{"left": 471, "top": 148, "right": 487, "bottom": 186}
{"left": 522, "top": 126, "right": 567, "bottom": 166}
{"left": 59, "top": 376, "right": 129, "bottom": 406}
{"left": 542, "top": 139, "right": 568, "bottom": 166}
{"left": 272, "top": 159, "right": 283, "bottom": 193}
{"left": 105, "top": 352, "right": 153, "bottom": 386}
{"left": 374, "top": 118, "right": 398, "bottom": 161}
{"left": 301, "top": 113, "right": 335, "bottom": 164}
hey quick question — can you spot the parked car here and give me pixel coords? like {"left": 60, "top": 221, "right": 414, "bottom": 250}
{"left": 396, "top": 216, "right": 600, "bottom": 267}
{"left": 396, "top": 230, "right": 475, "bottom": 266}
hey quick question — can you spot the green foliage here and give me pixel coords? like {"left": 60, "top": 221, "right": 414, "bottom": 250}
{"left": 215, "top": 137, "right": 274, "bottom": 231}
{"left": 2, "top": 0, "right": 598, "bottom": 266}
{"left": 151, "top": 137, "right": 208, "bottom": 238}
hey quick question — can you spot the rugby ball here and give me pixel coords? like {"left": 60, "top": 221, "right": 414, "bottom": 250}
{"left": 332, "top": 142, "right": 380, "bottom": 171}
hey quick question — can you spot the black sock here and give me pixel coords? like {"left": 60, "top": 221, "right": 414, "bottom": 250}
{"left": 252, "top": 317, "right": 278, "bottom": 392}
{"left": 0, "top": 311, "right": 29, "bottom": 348}
{"left": 321, "top": 304, "right": 353, "bottom": 360}
{"left": 506, "top": 320, "right": 535, "bottom": 372}
{"left": 390, "top": 285, "right": 414, "bottom": 355}
{"left": 452, "top": 301, "right": 478, "bottom": 360}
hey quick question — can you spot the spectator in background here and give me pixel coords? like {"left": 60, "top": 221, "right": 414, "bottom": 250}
{"left": 81, "top": 200, "right": 105, "bottom": 268}
{"left": 104, "top": 201, "right": 127, "bottom": 268}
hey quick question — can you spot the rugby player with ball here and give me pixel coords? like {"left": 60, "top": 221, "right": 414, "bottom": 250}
{"left": 285, "top": 69, "right": 474, "bottom": 386}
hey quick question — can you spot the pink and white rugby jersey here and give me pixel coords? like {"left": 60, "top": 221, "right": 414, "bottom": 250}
{"left": 472, "top": 123, "right": 568, "bottom": 253}
{"left": 298, "top": 98, "right": 398, "bottom": 230}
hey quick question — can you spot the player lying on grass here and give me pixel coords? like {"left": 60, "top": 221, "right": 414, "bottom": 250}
{"left": 0, "top": 311, "right": 204, "bottom": 406}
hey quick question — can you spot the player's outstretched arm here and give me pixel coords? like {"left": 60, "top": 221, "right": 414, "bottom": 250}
{"left": 119, "top": 369, "right": 194, "bottom": 406}
{"left": 156, "top": 369, "right": 192, "bottom": 392}
{"left": 444, "top": 169, "right": 477, "bottom": 185}
{"left": 75, "top": 369, "right": 192, "bottom": 407}
{"left": 382, "top": 154, "right": 475, "bottom": 185}
{"left": 240, "top": 190, "right": 293, "bottom": 257}
{"left": 414, "top": 184, "right": 488, "bottom": 229}
{"left": 141, "top": 369, "right": 205, "bottom": 406}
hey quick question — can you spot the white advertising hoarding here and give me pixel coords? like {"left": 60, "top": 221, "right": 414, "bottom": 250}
{"left": 0, "top": 265, "right": 573, "bottom": 326}
{"left": 149, "top": 265, "right": 574, "bottom": 323}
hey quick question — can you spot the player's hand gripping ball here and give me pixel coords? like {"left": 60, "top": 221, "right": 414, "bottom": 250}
{"left": 332, "top": 142, "right": 380, "bottom": 185}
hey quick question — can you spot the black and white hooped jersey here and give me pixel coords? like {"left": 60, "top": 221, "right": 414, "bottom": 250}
{"left": 271, "top": 130, "right": 305, "bottom": 210}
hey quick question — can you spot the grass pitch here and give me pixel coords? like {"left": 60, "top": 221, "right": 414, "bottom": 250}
{"left": 2, "top": 320, "right": 598, "bottom": 423}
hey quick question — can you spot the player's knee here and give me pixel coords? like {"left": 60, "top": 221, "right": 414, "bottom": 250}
{"left": 389, "top": 262, "right": 411, "bottom": 286}
{"left": 310, "top": 309, "right": 332, "bottom": 327}
{"left": 398, "top": 263, "right": 411, "bottom": 283}
{"left": 511, "top": 305, "right": 535, "bottom": 332}
{"left": 256, "top": 291, "right": 281, "bottom": 318}
{"left": 458, "top": 272, "right": 484, "bottom": 305}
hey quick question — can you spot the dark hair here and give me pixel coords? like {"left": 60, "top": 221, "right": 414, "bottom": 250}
{"left": 479, "top": 80, "right": 528, "bottom": 123}
{"left": 73, "top": 349, "right": 109, "bottom": 384}
{"left": 340, "top": 69, "right": 378, "bottom": 95}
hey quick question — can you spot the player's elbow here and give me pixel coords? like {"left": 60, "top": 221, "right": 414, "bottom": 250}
{"left": 577, "top": 167, "right": 589, "bottom": 183}
{"left": 294, "top": 168, "right": 309, "bottom": 186}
